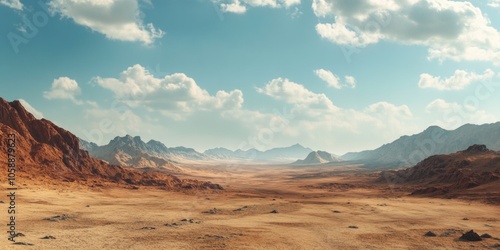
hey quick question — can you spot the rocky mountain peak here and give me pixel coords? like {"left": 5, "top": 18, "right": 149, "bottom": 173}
{"left": 464, "top": 144, "right": 490, "bottom": 153}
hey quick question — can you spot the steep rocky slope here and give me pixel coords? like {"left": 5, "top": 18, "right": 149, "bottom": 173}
{"left": 0, "top": 98, "right": 221, "bottom": 190}
{"left": 379, "top": 145, "right": 500, "bottom": 202}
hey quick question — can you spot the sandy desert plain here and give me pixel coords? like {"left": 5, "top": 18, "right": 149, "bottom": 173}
{"left": 1, "top": 163, "right": 499, "bottom": 250}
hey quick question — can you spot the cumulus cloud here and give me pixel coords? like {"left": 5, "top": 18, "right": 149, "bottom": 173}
{"left": 367, "top": 101, "right": 412, "bottom": 118}
{"left": 418, "top": 69, "right": 495, "bottom": 90}
{"left": 257, "top": 77, "right": 410, "bottom": 123}
{"left": 221, "top": 0, "right": 246, "bottom": 13}
{"left": 426, "top": 98, "right": 497, "bottom": 129}
{"left": 314, "top": 69, "right": 356, "bottom": 89}
{"left": 256, "top": 77, "right": 418, "bottom": 147}
{"left": 215, "top": 0, "right": 300, "bottom": 13}
{"left": 257, "top": 77, "right": 338, "bottom": 111}
{"left": 0, "top": 0, "right": 23, "bottom": 10}
{"left": 49, "top": 0, "right": 164, "bottom": 45}
{"left": 489, "top": 0, "right": 500, "bottom": 8}
{"left": 314, "top": 69, "right": 341, "bottom": 88}
{"left": 43, "top": 77, "right": 84, "bottom": 104}
{"left": 93, "top": 64, "right": 244, "bottom": 120}
{"left": 313, "top": 0, "right": 500, "bottom": 65}
{"left": 312, "top": 0, "right": 332, "bottom": 17}
{"left": 18, "top": 99, "right": 43, "bottom": 119}
{"left": 345, "top": 75, "right": 356, "bottom": 88}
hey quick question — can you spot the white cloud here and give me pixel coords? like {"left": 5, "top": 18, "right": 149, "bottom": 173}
{"left": 256, "top": 77, "right": 418, "bottom": 149}
{"left": 18, "top": 99, "right": 43, "bottom": 119}
{"left": 313, "top": 0, "right": 500, "bottom": 65}
{"left": 49, "top": 0, "right": 164, "bottom": 45}
{"left": 316, "top": 18, "right": 379, "bottom": 46}
{"left": 314, "top": 69, "right": 357, "bottom": 89}
{"left": 0, "top": 0, "right": 23, "bottom": 10}
{"left": 312, "top": 0, "right": 332, "bottom": 17}
{"left": 418, "top": 69, "right": 495, "bottom": 90}
{"left": 345, "top": 75, "right": 356, "bottom": 88}
{"left": 367, "top": 101, "right": 412, "bottom": 118}
{"left": 257, "top": 77, "right": 338, "bottom": 111}
{"left": 314, "top": 69, "right": 341, "bottom": 88}
{"left": 215, "top": 0, "right": 300, "bottom": 14}
{"left": 94, "top": 64, "right": 244, "bottom": 120}
{"left": 221, "top": 0, "right": 247, "bottom": 13}
{"left": 489, "top": 0, "right": 500, "bottom": 8}
{"left": 43, "top": 77, "right": 84, "bottom": 105}
{"left": 426, "top": 98, "right": 497, "bottom": 129}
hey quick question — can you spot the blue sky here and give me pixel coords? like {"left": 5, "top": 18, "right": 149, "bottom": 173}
{"left": 1, "top": 0, "right": 499, "bottom": 154}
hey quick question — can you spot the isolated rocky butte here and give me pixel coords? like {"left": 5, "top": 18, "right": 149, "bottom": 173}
{"left": 293, "top": 150, "right": 342, "bottom": 165}
{"left": 0, "top": 98, "right": 222, "bottom": 190}
{"left": 379, "top": 145, "right": 500, "bottom": 202}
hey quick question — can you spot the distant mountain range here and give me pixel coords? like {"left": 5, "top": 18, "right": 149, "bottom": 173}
{"left": 81, "top": 122, "right": 500, "bottom": 168}
{"left": 80, "top": 135, "right": 206, "bottom": 168}
{"left": 293, "top": 150, "right": 342, "bottom": 165}
{"left": 341, "top": 123, "right": 500, "bottom": 166}
{"left": 80, "top": 136, "right": 313, "bottom": 166}
{"left": 204, "top": 144, "right": 313, "bottom": 162}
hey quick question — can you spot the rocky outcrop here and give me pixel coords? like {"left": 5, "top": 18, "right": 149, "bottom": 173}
{"left": 379, "top": 145, "right": 500, "bottom": 198}
{"left": 0, "top": 98, "right": 222, "bottom": 190}
{"left": 293, "top": 150, "right": 342, "bottom": 165}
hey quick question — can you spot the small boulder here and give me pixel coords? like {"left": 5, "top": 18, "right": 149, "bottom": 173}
{"left": 481, "top": 233, "right": 492, "bottom": 239}
{"left": 424, "top": 231, "right": 437, "bottom": 237}
{"left": 270, "top": 210, "right": 279, "bottom": 214}
{"left": 459, "top": 230, "right": 482, "bottom": 241}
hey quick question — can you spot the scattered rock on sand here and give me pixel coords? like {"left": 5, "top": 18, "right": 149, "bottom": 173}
{"left": 13, "top": 242, "right": 34, "bottom": 246}
{"left": 199, "top": 234, "right": 227, "bottom": 239}
{"left": 481, "top": 233, "right": 492, "bottom": 238}
{"left": 203, "top": 208, "right": 219, "bottom": 214}
{"left": 180, "top": 218, "right": 200, "bottom": 224}
{"left": 348, "top": 226, "right": 358, "bottom": 229}
{"left": 41, "top": 235, "right": 56, "bottom": 239}
{"left": 424, "top": 231, "right": 437, "bottom": 237}
{"left": 44, "top": 214, "right": 73, "bottom": 222}
{"left": 440, "top": 229, "right": 463, "bottom": 237}
{"left": 459, "top": 230, "right": 482, "bottom": 241}
{"left": 140, "top": 227, "right": 156, "bottom": 230}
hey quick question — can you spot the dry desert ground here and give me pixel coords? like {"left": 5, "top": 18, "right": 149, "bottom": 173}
{"left": 1, "top": 164, "right": 499, "bottom": 250}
